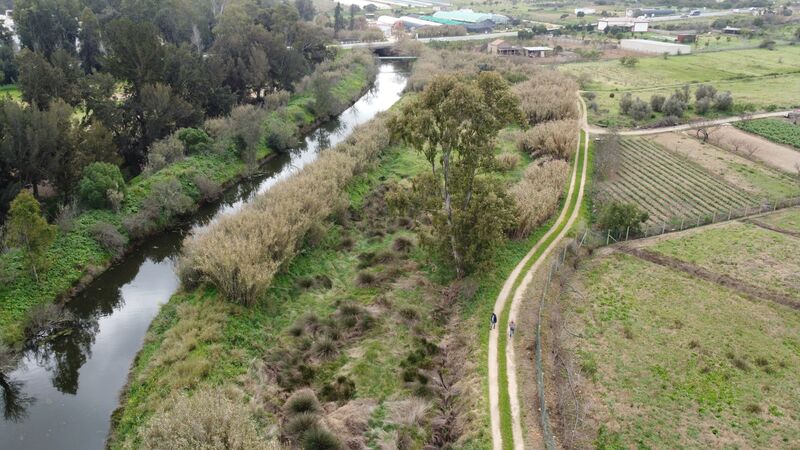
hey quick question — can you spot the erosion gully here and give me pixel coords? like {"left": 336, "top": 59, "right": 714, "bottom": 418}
{"left": 0, "top": 63, "right": 408, "bottom": 450}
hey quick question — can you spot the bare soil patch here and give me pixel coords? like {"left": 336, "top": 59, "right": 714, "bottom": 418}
{"left": 708, "top": 124, "right": 800, "bottom": 174}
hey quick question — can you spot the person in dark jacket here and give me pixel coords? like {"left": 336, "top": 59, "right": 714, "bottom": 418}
{"left": 509, "top": 320, "right": 516, "bottom": 337}
{"left": 490, "top": 312, "right": 498, "bottom": 330}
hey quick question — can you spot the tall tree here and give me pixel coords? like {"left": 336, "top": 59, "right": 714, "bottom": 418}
{"left": 349, "top": 4, "right": 356, "bottom": 31}
{"left": 103, "top": 19, "right": 165, "bottom": 98}
{"left": 4, "top": 190, "right": 56, "bottom": 281}
{"left": 295, "top": 0, "right": 315, "bottom": 21}
{"left": 388, "top": 73, "right": 522, "bottom": 275}
{"left": 13, "top": 0, "right": 80, "bottom": 58}
{"left": 77, "top": 7, "right": 102, "bottom": 74}
{"left": 333, "top": 3, "right": 345, "bottom": 35}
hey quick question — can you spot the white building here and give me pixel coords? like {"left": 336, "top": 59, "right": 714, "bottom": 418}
{"left": 620, "top": 39, "right": 691, "bottom": 55}
{"left": 597, "top": 17, "right": 649, "bottom": 32}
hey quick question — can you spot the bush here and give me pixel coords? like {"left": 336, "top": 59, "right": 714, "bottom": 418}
{"left": 263, "top": 90, "right": 290, "bottom": 110}
{"left": 662, "top": 93, "right": 686, "bottom": 117}
{"left": 694, "top": 84, "right": 717, "bottom": 102}
{"left": 193, "top": 175, "right": 222, "bottom": 202}
{"left": 285, "top": 412, "right": 319, "bottom": 440}
{"left": 494, "top": 153, "right": 520, "bottom": 171}
{"left": 714, "top": 91, "right": 733, "bottom": 111}
{"left": 176, "top": 127, "right": 212, "bottom": 154}
{"left": 650, "top": 95, "right": 665, "bottom": 113}
{"left": 628, "top": 98, "right": 651, "bottom": 121}
{"left": 138, "top": 388, "right": 276, "bottom": 450}
{"left": 516, "top": 120, "right": 578, "bottom": 159}
{"left": 514, "top": 75, "right": 579, "bottom": 125}
{"left": 78, "top": 162, "right": 125, "bottom": 210}
{"left": 89, "top": 221, "right": 127, "bottom": 257}
{"left": 618, "top": 93, "right": 633, "bottom": 115}
{"left": 510, "top": 159, "right": 570, "bottom": 237}
{"left": 285, "top": 388, "right": 321, "bottom": 416}
{"left": 264, "top": 112, "right": 299, "bottom": 152}
{"left": 143, "top": 177, "right": 194, "bottom": 221}
{"left": 302, "top": 428, "right": 342, "bottom": 450}
{"left": 695, "top": 97, "right": 712, "bottom": 114}
{"left": 145, "top": 135, "right": 185, "bottom": 174}
{"left": 596, "top": 201, "right": 649, "bottom": 235}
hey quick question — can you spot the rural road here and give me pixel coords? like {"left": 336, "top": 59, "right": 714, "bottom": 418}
{"left": 337, "top": 31, "right": 519, "bottom": 49}
{"left": 587, "top": 110, "right": 795, "bottom": 136}
{"left": 488, "top": 96, "right": 590, "bottom": 450}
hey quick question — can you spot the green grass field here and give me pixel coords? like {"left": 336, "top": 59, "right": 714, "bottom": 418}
{"left": 736, "top": 118, "right": 800, "bottom": 150}
{"left": 563, "top": 234, "right": 800, "bottom": 447}
{"left": 563, "top": 46, "right": 800, "bottom": 127}
{"left": 759, "top": 207, "right": 800, "bottom": 232}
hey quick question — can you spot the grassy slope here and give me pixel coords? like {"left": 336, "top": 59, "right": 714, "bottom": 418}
{"left": 110, "top": 125, "right": 542, "bottom": 448}
{"left": 759, "top": 207, "right": 800, "bottom": 232}
{"left": 562, "top": 46, "right": 800, "bottom": 127}
{"left": 568, "top": 249, "right": 800, "bottom": 448}
{"left": 0, "top": 63, "right": 371, "bottom": 346}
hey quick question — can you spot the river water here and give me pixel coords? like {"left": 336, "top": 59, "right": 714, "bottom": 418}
{"left": 0, "top": 63, "right": 408, "bottom": 450}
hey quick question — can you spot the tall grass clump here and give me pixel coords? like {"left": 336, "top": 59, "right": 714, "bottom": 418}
{"left": 509, "top": 159, "right": 570, "bottom": 237}
{"left": 178, "top": 114, "right": 392, "bottom": 305}
{"left": 517, "top": 119, "right": 578, "bottom": 159}
{"left": 514, "top": 74, "right": 579, "bottom": 125}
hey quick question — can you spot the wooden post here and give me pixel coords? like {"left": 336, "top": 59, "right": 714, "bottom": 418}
{"left": 662, "top": 222, "right": 666, "bottom": 234}
{"left": 625, "top": 226, "right": 630, "bottom": 241}
{"left": 606, "top": 230, "right": 610, "bottom": 246}
{"left": 680, "top": 218, "right": 684, "bottom": 230}
{"left": 712, "top": 211, "right": 716, "bottom": 223}
{"left": 728, "top": 207, "right": 732, "bottom": 221}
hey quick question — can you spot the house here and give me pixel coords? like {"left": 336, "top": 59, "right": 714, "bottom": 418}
{"left": 487, "top": 39, "right": 517, "bottom": 55}
{"left": 723, "top": 26, "right": 743, "bottom": 34}
{"left": 676, "top": 33, "right": 696, "bottom": 43}
{"left": 522, "top": 46, "right": 553, "bottom": 58}
{"left": 620, "top": 39, "right": 691, "bottom": 55}
{"left": 597, "top": 17, "right": 649, "bottom": 32}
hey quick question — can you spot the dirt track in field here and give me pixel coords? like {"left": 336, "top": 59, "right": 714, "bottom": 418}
{"left": 617, "top": 246, "right": 800, "bottom": 311}
{"left": 709, "top": 125, "right": 800, "bottom": 174}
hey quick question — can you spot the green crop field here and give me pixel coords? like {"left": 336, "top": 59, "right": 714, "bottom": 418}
{"left": 596, "top": 137, "right": 756, "bottom": 225}
{"left": 562, "top": 247, "right": 800, "bottom": 448}
{"left": 735, "top": 118, "right": 800, "bottom": 150}
{"left": 563, "top": 46, "right": 800, "bottom": 127}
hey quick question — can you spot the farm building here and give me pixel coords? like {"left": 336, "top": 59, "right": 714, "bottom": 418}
{"left": 464, "top": 20, "right": 495, "bottom": 33}
{"left": 432, "top": 9, "right": 510, "bottom": 25}
{"left": 620, "top": 39, "right": 691, "bottom": 55}
{"left": 597, "top": 17, "right": 649, "bottom": 32}
{"left": 574, "top": 7, "right": 596, "bottom": 15}
{"left": 676, "top": 33, "right": 697, "bottom": 43}
{"left": 723, "top": 26, "right": 744, "bottom": 34}
{"left": 415, "top": 15, "right": 463, "bottom": 25}
{"left": 487, "top": 40, "right": 552, "bottom": 57}
{"left": 398, "top": 16, "right": 442, "bottom": 28}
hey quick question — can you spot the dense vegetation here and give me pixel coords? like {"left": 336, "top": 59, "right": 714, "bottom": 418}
{"left": 736, "top": 118, "right": 800, "bottom": 150}
{"left": 111, "top": 49, "right": 581, "bottom": 449}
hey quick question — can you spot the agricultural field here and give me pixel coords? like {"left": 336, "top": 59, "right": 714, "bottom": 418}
{"left": 649, "top": 132, "right": 800, "bottom": 199}
{"left": 594, "top": 137, "right": 757, "bottom": 226}
{"left": 757, "top": 207, "right": 800, "bottom": 233}
{"left": 735, "top": 118, "right": 800, "bottom": 150}
{"left": 563, "top": 46, "right": 800, "bottom": 127}
{"left": 559, "top": 245, "right": 800, "bottom": 448}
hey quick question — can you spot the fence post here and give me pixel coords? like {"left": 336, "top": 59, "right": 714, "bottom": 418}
{"left": 712, "top": 211, "right": 716, "bottom": 223}
{"left": 662, "top": 222, "right": 666, "bottom": 234}
{"left": 744, "top": 205, "right": 749, "bottom": 216}
{"left": 606, "top": 230, "right": 610, "bottom": 246}
{"left": 774, "top": 199, "right": 778, "bottom": 211}
{"left": 728, "top": 207, "right": 732, "bottom": 221}
{"left": 680, "top": 218, "right": 684, "bottom": 230}
{"left": 696, "top": 216, "right": 701, "bottom": 227}
{"left": 625, "top": 226, "right": 630, "bottom": 241}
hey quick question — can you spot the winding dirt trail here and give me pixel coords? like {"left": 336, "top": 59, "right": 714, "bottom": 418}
{"left": 488, "top": 98, "right": 590, "bottom": 450}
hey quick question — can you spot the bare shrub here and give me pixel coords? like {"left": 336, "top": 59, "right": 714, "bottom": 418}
{"left": 193, "top": 175, "right": 222, "bottom": 202}
{"left": 285, "top": 388, "right": 321, "bottom": 416}
{"left": 24, "top": 303, "right": 74, "bottom": 339}
{"left": 89, "top": 221, "right": 127, "bottom": 257}
{"left": 144, "top": 135, "right": 185, "bottom": 174}
{"left": 392, "top": 236, "right": 414, "bottom": 253}
{"left": 510, "top": 159, "right": 570, "bottom": 237}
{"left": 55, "top": 202, "right": 79, "bottom": 232}
{"left": 494, "top": 153, "right": 520, "bottom": 171}
{"left": 514, "top": 75, "right": 579, "bottom": 125}
{"left": 138, "top": 388, "right": 278, "bottom": 450}
{"left": 178, "top": 114, "right": 392, "bottom": 305}
{"left": 263, "top": 90, "right": 290, "bottom": 110}
{"left": 517, "top": 120, "right": 578, "bottom": 159}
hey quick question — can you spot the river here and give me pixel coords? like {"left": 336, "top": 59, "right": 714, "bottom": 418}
{"left": 0, "top": 62, "right": 408, "bottom": 450}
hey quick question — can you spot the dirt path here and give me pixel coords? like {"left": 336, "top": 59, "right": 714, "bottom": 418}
{"left": 488, "top": 98, "right": 590, "bottom": 450}
{"left": 586, "top": 110, "right": 794, "bottom": 137}
{"left": 707, "top": 125, "right": 800, "bottom": 174}
{"left": 746, "top": 218, "right": 800, "bottom": 238}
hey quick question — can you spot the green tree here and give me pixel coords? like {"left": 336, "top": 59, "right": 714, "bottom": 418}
{"left": 349, "top": 4, "right": 356, "bottom": 31}
{"left": 597, "top": 201, "right": 648, "bottom": 235}
{"left": 77, "top": 7, "right": 102, "bottom": 73}
{"left": 15, "top": 49, "right": 70, "bottom": 109}
{"left": 295, "top": 0, "right": 316, "bottom": 21}
{"left": 13, "top": 0, "right": 80, "bottom": 57}
{"left": 333, "top": 3, "right": 345, "bottom": 35}
{"left": 104, "top": 19, "right": 165, "bottom": 98}
{"left": 388, "top": 72, "right": 521, "bottom": 275}
{"left": 78, "top": 162, "right": 125, "bottom": 210}
{"left": 4, "top": 191, "right": 56, "bottom": 281}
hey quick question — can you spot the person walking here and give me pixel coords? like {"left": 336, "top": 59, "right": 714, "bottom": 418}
{"left": 508, "top": 320, "right": 516, "bottom": 337}
{"left": 490, "top": 312, "right": 498, "bottom": 330}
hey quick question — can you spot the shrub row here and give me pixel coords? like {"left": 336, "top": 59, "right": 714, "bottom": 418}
{"left": 510, "top": 159, "right": 571, "bottom": 238}
{"left": 178, "top": 113, "right": 393, "bottom": 305}
{"left": 516, "top": 119, "right": 578, "bottom": 159}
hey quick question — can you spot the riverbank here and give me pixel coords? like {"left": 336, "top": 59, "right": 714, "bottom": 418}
{"left": 0, "top": 54, "right": 376, "bottom": 346}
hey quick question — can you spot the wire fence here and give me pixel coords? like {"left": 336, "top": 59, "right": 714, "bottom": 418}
{"left": 586, "top": 196, "right": 800, "bottom": 248}
{"left": 532, "top": 195, "right": 800, "bottom": 448}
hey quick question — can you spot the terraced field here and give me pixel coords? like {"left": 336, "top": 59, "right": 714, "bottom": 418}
{"left": 598, "top": 137, "right": 757, "bottom": 225}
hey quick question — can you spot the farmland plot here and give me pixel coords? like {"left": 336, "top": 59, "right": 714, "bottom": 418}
{"left": 596, "top": 137, "right": 757, "bottom": 225}
{"left": 735, "top": 119, "right": 800, "bottom": 150}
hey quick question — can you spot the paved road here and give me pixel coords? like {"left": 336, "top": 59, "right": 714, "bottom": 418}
{"left": 587, "top": 110, "right": 796, "bottom": 136}
{"left": 648, "top": 10, "right": 740, "bottom": 22}
{"left": 337, "top": 31, "right": 519, "bottom": 49}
